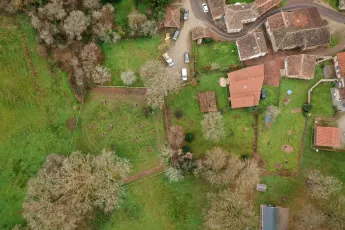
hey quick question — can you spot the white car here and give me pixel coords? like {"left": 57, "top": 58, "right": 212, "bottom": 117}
{"left": 162, "top": 53, "right": 174, "bottom": 67}
{"left": 182, "top": 68, "right": 188, "bottom": 81}
{"left": 202, "top": 3, "right": 209, "bottom": 13}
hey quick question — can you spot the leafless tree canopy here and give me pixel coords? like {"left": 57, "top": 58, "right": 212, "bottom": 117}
{"left": 63, "top": 10, "right": 90, "bottom": 40}
{"left": 195, "top": 148, "right": 244, "bottom": 185}
{"left": 164, "top": 166, "right": 184, "bottom": 182}
{"left": 307, "top": 170, "right": 342, "bottom": 199}
{"left": 121, "top": 70, "right": 137, "bottom": 85}
{"left": 294, "top": 204, "right": 326, "bottom": 230}
{"left": 326, "top": 196, "right": 345, "bottom": 230}
{"left": 195, "top": 148, "right": 261, "bottom": 191}
{"left": 140, "top": 60, "right": 183, "bottom": 109}
{"left": 128, "top": 11, "right": 158, "bottom": 37}
{"left": 22, "top": 151, "right": 131, "bottom": 230}
{"left": 204, "top": 189, "right": 258, "bottom": 230}
{"left": 201, "top": 112, "right": 225, "bottom": 142}
{"left": 168, "top": 125, "right": 185, "bottom": 150}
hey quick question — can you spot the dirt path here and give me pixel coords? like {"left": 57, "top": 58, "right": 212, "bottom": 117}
{"left": 92, "top": 86, "right": 147, "bottom": 96}
{"left": 337, "top": 114, "right": 345, "bottom": 147}
{"left": 123, "top": 164, "right": 165, "bottom": 184}
{"left": 167, "top": 0, "right": 204, "bottom": 74}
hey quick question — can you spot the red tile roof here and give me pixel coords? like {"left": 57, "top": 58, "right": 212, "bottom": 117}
{"left": 285, "top": 54, "right": 316, "bottom": 80}
{"left": 336, "top": 52, "right": 345, "bottom": 78}
{"left": 315, "top": 126, "right": 341, "bottom": 148}
{"left": 164, "top": 7, "right": 180, "bottom": 28}
{"left": 208, "top": 0, "right": 226, "bottom": 20}
{"left": 256, "top": 0, "right": 282, "bottom": 15}
{"left": 228, "top": 65, "right": 264, "bottom": 108}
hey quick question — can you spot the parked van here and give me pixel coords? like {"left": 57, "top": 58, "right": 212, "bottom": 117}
{"left": 182, "top": 68, "right": 187, "bottom": 81}
{"left": 162, "top": 53, "right": 174, "bottom": 67}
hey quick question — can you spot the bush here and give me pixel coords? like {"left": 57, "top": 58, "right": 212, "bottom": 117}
{"left": 143, "top": 106, "right": 154, "bottom": 118}
{"left": 174, "top": 109, "right": 183, "bottom": 119}
{"left": 241, "top": 154, "right": 249, "bottom": 160}
{"left": 182, "top": 146, "right": 191, "bottom": 153}
{"left": 203, "top": 38, "right": 214, "bottom": 44}
{"left": 302, "top": 103, "right": 312, "bottom": 113}
{"left": 185, "top": 133, "right": 194, "bottom": 143}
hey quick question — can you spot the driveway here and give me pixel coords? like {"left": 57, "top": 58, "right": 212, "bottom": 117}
{"left": 167, "top": 0, "right": 204, "bottom": 75}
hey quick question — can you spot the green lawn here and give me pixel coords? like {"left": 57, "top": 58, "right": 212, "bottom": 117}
{"left": 114, "top": 0, "right": 148, "bottom": 29}
{"left": 93, "top": 175, "right": 213, "bottom": 230}
{"left": 0, "top": 14, "right": 75, "bottom": 228}
{"left": 166, "top": 73, "right": 254, "bottom": 156}
{"left": 76, "top": 91, "right": 166, "bottom": 173}
{"left": 102, "top": 37, "right": 162, "bottom": 86}
{"left": 195, "top": 42, "right": 240, "bottom": 72}
{"left": 258, "top": 66, "right": 333, "bottom": 172}
{"left": 327, "top": 0, "right": 339, "bottom": 9}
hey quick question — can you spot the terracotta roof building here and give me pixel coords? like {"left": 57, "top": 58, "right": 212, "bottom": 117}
{"left": 164, "top": 7, "right": 180, "bottom": 28}
{"left": 256, "top": 0, "right": 282, "bottom": 15}
{"left": 198, "top": 91, "right": 218, "bottom": 112}
{"left": 236, "top": 32, "right": 268, "bottom": 61}
{"left": 265, "top": 7, "right": 330, "bottom": 52}
{"left": 334, "top": 52, "right": 345, "bottom": 88}
{"left": 208, "top": 0, "right": 225, "bottom": 20}
{"left": 228, "top": 65, "right": 264, "bottom": 108}
{"left": 224, "top": 3, "right": 259, "bottom": 33}
{"left": 283, "top": 54, "right": 316, "bottom": 80}
{"left": 340, "top": 0, "right": 345, "bottom": 10}
{"left": 314, "top": 126, "right": 341, "bottom": 148}
{"left": 191, "top": 27, "right": 211, "bottom": 40}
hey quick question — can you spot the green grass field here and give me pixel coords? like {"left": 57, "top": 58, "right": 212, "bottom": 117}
{"left": 258, "top": 66, "right": 333, "bottom": 172}
{"left": 93, "top": 175, "right": 214, "bottom": 230}
{"left": 166, "top": 73, "right": 254, "bottom": 156}
{"left": 195, "top": 42, "right": 240, "bottom": 72}
{"left": 76, "top": 91, "right": 166, "bottom": 173}
{"left": 0, "top": 14, "right": 76, "bottom": 228}
{"left": 102, "top": 37, "right": 162, "bottom": 86}
{"left": 114, "top": 0, "right": 148, "bottom": 29}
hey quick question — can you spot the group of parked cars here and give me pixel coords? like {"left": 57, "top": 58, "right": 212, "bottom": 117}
{"left": 162, "top": 9, "right": 190, "bottom": 81}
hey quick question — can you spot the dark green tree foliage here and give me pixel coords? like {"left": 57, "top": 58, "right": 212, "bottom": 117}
{"left": 148, "top": 0, "right": 172, "bottom": 20}
{"left": 185, "top": 133, "right": 194, "bottom": 143}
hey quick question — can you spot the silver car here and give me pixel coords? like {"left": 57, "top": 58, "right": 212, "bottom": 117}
{"left": 184, "top": 9, "right": 189, "bottom": 21}
{"left": 184, "top": 52, "right": 190, "bottom": 64}
{"left": 173, "top": 30, "right": 180, "bottom": 41}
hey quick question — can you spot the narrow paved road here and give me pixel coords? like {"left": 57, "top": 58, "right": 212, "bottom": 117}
{"left": 191, "top": 0, "right": 345, "bottom": 40}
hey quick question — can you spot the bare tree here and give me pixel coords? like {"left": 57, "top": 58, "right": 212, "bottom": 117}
{"left": 22, "top": 150, "right": 131, "bottom": 230}
{"left": 235, "top": 159, "right": 261, "bottom": 194}
{"left": 82, "top": 0, "right": 100, "bottom": 9}
{"left": 168, "top": 126, "right": 185, "bottom": 150}
{"left": 325, "top": 196, "right": 345, "bottom": 230}
{"left": 201, "top": 112, "right": 225, "bottom": 142}
{"left": 294, "top": 204, "right": 326, "bottom": 230}
{"left": 164, "top": 166, "right": 184, "bottom": 182}
{"left": 159, "top": 145, "right": 174, "bottom": 165}
{"left": 38, "top": 0, "right": 66, "bottom": 21}
{"left": 204, "top": 189, "right": 257, "bottom": 230}
{"left": 306, "top": 170, "right": 342, "bottom": 199}
{"left": 140, "top": 60, "right": 183, "bottom": 109}
{"left": 121, "top": 70, "right": 136, "bottom": 85}
{"left": 90, "top": 65, "right": 111, "bottom": 84}
{"left": 195, "top": 148, "right": 244, "bottom": 185}
{"left": 128, "top": 11, "right": 157, "bottom": 37}
{"left": 63, "top": 10, "right": 90, "bottom": 40}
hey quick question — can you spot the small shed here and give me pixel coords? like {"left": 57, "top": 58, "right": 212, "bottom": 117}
{"left": 198, "top": 91, "right": 218, "bottom": 113}
{"left": 257, "top": 184, "right": 267, "bottom": 192}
